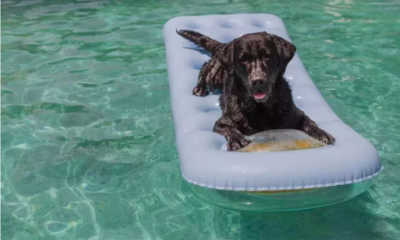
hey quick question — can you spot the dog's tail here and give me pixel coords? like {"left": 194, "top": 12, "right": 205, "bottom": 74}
{"left": 177, "top": 29, "right": 224, "bottom": 55}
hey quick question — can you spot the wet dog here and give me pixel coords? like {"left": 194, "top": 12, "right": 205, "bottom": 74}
{"left": 178, "top": 30, "right": 335, "bottom": 151}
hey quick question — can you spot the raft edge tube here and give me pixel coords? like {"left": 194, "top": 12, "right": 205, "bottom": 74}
{"left": 187, "top": 178, "right": 376, "bottom": 212}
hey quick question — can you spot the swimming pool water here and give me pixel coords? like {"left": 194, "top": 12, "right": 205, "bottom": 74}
{"left": 1, "top": 0, "right": 400, "bottom": 239}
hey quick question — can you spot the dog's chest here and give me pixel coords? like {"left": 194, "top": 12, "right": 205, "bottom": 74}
{"left": 246, "top": 104, "right": 279, "bottom": 131}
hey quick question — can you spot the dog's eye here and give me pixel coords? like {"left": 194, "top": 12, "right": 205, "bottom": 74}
{"left": 265, "top": 52, "right": 271, "bottom": 59}
{"left": 239, "top": 55, "right": 250, "bottom": 63}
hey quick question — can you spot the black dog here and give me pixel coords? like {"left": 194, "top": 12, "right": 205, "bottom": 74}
{"left": 178, "top": 30, "right": 335, "bottom": 151}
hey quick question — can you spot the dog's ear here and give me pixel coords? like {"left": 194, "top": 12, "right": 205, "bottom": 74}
{"left": 271, "top": 34, "right": 296, "bottom": 74}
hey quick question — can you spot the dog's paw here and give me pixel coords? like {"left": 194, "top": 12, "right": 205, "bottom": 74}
{"left": 227, "top": 136, "right": 251, "bottom": 151}
{"left": 193, "top": 85, "right": 208, "bottom": 97}
{"left": 305, "top": 123, "right": 335, "bottom": 145}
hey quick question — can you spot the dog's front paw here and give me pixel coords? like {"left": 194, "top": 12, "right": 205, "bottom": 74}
{"left": 227, "top": 135, "right": 251, "bottom": 151}
{"left": 193, "top": 84, "right": 208, "bottom": 97}
{"left": 304, "top": 122, "right": 335, "bottom": 145}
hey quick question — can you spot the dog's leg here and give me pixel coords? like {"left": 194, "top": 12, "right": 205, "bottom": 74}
{"left": 214, "top": 116, "right": 251, "bottom": 151}
{"left": 193, "top": 62, "right": 208, "bottom": 96}
{"left": 299, "top": 113, "right": 335, "bottom": 145}
{"left": 208, "top": 60, "right": 227, "bottom": 94}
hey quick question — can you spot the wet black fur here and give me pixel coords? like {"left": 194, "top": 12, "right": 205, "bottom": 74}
{"left": 178, "top": 30, "right": 335, "bottom": 151}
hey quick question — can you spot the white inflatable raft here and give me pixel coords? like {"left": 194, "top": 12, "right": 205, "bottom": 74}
{"left": 163, "top": 14, "right": 382, "bottom": 211}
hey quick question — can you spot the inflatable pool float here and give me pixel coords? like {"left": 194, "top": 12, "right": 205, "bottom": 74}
{"left": 163, "top": 14, "right": 382, "bottom": 211}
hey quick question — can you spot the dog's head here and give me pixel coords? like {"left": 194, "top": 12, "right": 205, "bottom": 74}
{"left": 225, "top": 32, "right": 296, "bottom": 103}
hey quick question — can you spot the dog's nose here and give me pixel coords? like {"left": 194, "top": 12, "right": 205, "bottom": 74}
{"left": 251, "top": 79, "right": 266, "bottom": 87}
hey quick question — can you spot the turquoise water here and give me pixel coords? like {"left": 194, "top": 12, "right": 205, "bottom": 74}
{"left": 2, "top": 0, "right": 400, "bottom": 239}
